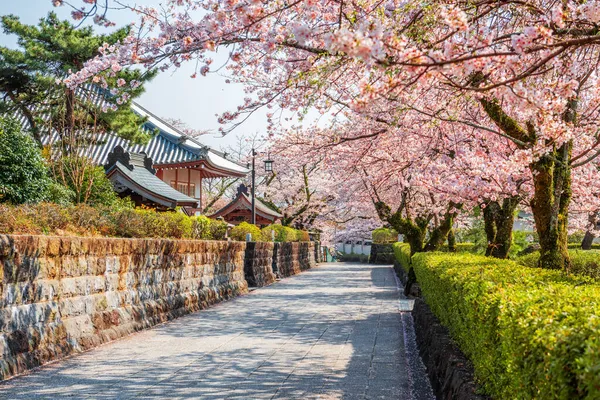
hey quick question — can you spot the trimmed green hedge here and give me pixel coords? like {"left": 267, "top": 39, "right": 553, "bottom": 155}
{"left": 517, "top": 249, "right": 600, "bottom": 280}
{"left": 261, "top": 224, "right": 310, "bottom": 242}
{"left": 372, "top": 227, "right": 398, "bottom": 244}
{"left": 230, "top": 222, "right": 265, "bottom": 242}
{"left": 568, "top": 243, "right": 600, "bottom": 250}
{"left": 392, "top": 242, "right": 412, "bottom": 272}
{"left": 439, "top": 242, "right": 476, "bottom": 253}
{"left": 412, "top": 252, "right": 600, "bottom": 399}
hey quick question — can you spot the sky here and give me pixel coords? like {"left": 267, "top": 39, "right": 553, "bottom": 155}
{"left": 0, "top": 0, "right": 286, "bottom": 151}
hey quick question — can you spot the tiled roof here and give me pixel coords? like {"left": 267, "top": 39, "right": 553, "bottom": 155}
{"left": 105, "top": 146, "right": 198, "bottom": 209}
{"left": 9, "top": 85, "right": 249, "bottom": 176}
{"left": 210, "top": 185, "right": 283, "bottom": 220}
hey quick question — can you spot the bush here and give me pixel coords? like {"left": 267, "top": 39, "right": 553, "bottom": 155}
{"left": 568, "top": 243, "right": 600, "bottom": 250}
{"left": 517, "top": 249, "right": 600, "bottom": 280}
{"left": 190, "top": 216, "right": 228, "bottom": 240}
{"left": 230, "top": 222, "right": 264, "bottom": 242}
{"left": 51, "top": 157, "right": 121, "bottom": 207}
{"left": 210, "top": 219, "right": 228, "bottom": 240}
{"left": 372, "top": 227, "right": 398, "bottom": 244}
{"left": 0, "top": 118, "right": 52, "bottom": 204}
{"left": 261, "top": 224, "right": 310, "bottom": 242}
{"left": 191, "top": 215, "right": 212, "bottom": 239}
{"left": 262, "top": 225, "right": 296, "bottom": 242}
{"left": 296, "top": 229, "right": 310, "bottom": 242}
{"left": 392, "top": 242, "right": 412, "bottom": 272}
{"left": 412, "top": 252, "right": 600, "bottom": 399}
{"left": 0, "top": 203, "right": 307, "bottom": 243}
{"left": 438, "top": 242, "right": 476, "bottom": 253}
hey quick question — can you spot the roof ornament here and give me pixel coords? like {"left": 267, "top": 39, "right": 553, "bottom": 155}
{"left": 237, "top": 184, "right": 250, "bottom": 196}
{"left": 177, "top": 135, "right": 189, "bottom": 144}
{"left": 105, "top": 145, "right": 155, "bottom": 174}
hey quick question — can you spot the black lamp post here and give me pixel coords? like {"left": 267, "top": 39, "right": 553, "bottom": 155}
{"left": 250, "top": 149, "right": 275, "bottom": 225}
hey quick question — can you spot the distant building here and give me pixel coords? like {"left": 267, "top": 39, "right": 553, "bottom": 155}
{"left": 209, "top": 184, "right": 282, "bottom": 226}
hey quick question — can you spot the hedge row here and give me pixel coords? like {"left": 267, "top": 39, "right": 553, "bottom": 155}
{"left": 411, "top": 252, "right": 600, "bottom": 399}
{"left": 392, "top": 242, "right": 412, "bottom": 273}
{"left": 0, "top": 203, "right": 310, "bottom": 242}
{"left": 517, "top": 249, "right": 600, "bottom": 280}
{"left": 0, "top": 202, "right": 228, "bottom": 240}
{"left": 439, "top": 242, "right": 477, "bottom": 253}
{"left": 221, "top": 222, "right": 310, "bottom": 242}
{"left": 392, "top": 241, "right": 475, "bottom": 271}
{"left": 568, "top": 243, "right": 600, "bottom": 250}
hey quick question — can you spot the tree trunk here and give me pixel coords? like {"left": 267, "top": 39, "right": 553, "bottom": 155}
{"left": 482, "top": 197, "right": 518, "bottom": 259}
{"left": 530, "top": 143, "right": 572, "bottom": 270}
{"left": 447, "top": 229, "right": 456, "bottom": 252}
{"left": 397, "top": 220, "right": 426, "bottom": 255}
{"left": 423, "top": 211, "right": 455, "bottom": 252}
{"left": 581, "top": 231, "right": 595, "bottom": 250}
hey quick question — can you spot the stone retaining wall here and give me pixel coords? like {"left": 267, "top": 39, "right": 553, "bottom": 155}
{"left": 0, "top": 235, "right": 320, "bottom": 380}
{"left": 0, "top": 235, "right": 247, "bottom": 381}
{"left": 274, "top": 242, "right": 316, "bottom": 278}
{"left": 368, "top": 244, "right": 395, "bottom": 264}
{"left": 244, "top": 242, "right": 277, "bottom": 287}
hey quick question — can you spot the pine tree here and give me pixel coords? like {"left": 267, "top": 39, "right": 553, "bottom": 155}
{"left": 0, "top": 12, "right": 156, "bottom": 147}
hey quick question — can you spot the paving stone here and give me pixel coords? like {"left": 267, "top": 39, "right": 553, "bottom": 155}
{"left": 0, "top": 263, "right": 434, "bottom": 400}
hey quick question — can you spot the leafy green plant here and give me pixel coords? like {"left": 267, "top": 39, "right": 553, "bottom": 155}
{"left": 392, "top": 242, "right": 412, "bottom": 272}
{"left": 517, "top": 249, "right": 600, "bottom": 280}
{"left": 231, "top": 222, "right": 264, "bottom": 242}
{"left": 209, "top": 219, "right": 228, "bottom": 240}
{"left": 191, "top": 215, "right": 213, "bottom": 239}
{"left": 0, "top": 118, "right": 52, "bottom": 204}
{"left": 412, "top": 252, "right": 600, "bottom": 399}
{"left": 262, "top": 224, "right": 296, "bottom": 242}
{"left": 438, "top": 242, "right": 476, "bottom": 253}
{"left": 372, "top": 227, "right": 398, "bottom": 244}
{"left": 261, "top": 224, "right": 310, "bottom": 242}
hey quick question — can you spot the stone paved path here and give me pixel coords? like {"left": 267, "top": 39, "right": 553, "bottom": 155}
{"left": 0, "top": 263, "right": 434, "bottom": 400}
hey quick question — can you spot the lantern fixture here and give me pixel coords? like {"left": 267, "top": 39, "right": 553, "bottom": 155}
{"left": 264, "top": 155, "right": 274, "bottom": 173}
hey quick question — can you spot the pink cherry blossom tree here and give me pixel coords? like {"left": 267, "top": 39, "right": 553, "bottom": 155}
{"left": 60, "top": 0, "right": 600, "bottom": 269}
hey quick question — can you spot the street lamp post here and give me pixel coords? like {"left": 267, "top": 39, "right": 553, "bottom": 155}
{"left": 250, "top": 149, "right": 275, "bottom": 226}
{"left": 251, "top": 148, "right": 256, "bottom": 225}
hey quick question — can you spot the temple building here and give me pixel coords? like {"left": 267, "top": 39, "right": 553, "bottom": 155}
{"left": 209, "top": 184, "right": 282, "bottom": 226}
{"left": 104, "top": 146, "right": 199, "bottom": 211}
{"left": 17, "top": 98, "right": 249, "bottom": 214}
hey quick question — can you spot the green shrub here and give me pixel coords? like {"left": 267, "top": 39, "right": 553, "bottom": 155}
{"left": 438, "top": 242, "right": 476, "bottom": 253}
{"left": 190, "top": 216, "right": 229, "bottom": 240}
{"left": 261, "top": 225, "right": 310, "bottom": 242}
{"left": 231, "top": 222, "right": 264, "bottom": 242}
{"left": 517, "top": 249, "right": 600, "bottom": 280}
{"left": 51, "top": 157, "right": 121, "bottom": 207}
{"left": 210, "top": 219, "right": 228, "bottom": 240}
{"left": 412, "top": 252, "right": 600, "bottom": 399}
{"left": 191, "top": 215, "right": 213, "bottom": 239}
{"left": 44, "top": 181, "right": 76, "bottom": 206}
{"left": 568, "top": 243, "right": 600, "bottom": 250}
{"left": 392, "top": 242, "right": 412, "bottom": 272}
{"left": 568, "top": 231, "right": 586, "bottom": 244}
{"left": 0, "top": 118, "right": 52, "bottom": 204}
{"left": 296, "top": 229, "right": 310, "bottom": 242}
{"left": 262, "top": 225, "right": 296, "bottom": 242}
{"left": 372, "top": 227, "right": 398, "bottom": 244}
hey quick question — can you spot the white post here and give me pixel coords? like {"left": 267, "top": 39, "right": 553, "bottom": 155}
{"left": 246, "top": 233, "right": 252, "bottom": 242}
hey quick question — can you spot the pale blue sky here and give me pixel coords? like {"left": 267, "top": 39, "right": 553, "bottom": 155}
{"left": 0, "top": 0, "right": 283, "bottom": 150}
